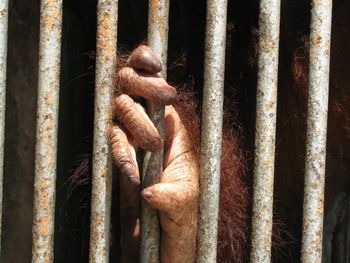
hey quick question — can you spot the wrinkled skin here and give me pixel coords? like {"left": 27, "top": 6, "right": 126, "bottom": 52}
{"left": 110, "top": 45, "right": 199, "bottom": 262}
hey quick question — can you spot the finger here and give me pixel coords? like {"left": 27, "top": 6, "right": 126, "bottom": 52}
{"left": 117, "top": 66, "right": 177, "bottom": 105}
{"left": 110, "top": 125, "right": 140, "bottom": 185}
{"left": 114, "top": 94, "right": 162, "bottom": 152}
{"left": 119, "top": 153, "right": 141, "bottom": 262}
{"left": 127, "top": 45, "right": 162, "bottom": 74}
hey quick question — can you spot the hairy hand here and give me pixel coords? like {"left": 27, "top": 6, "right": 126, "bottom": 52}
{"left": 110, "top": 45, "right": 199, "bottom": 262}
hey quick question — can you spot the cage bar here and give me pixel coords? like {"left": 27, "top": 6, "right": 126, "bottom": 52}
{"left": 140, "top": 0, "right": 169, "bottom": 262}
{"left": 196, "top": 0, "right": 228, "bottom": 261}
{"left": 301, "top": 0, "right": 333, "bottom": 262}
{"left": 250, "top": 0, "right": 281, "bottom": 262}
{"left": 0, "top": 0, "right": 8, "bottom": 254}
{"left": 89, "top": 0, "right": 118, "bottom": 262}
{"left": 32, "top": 1, "right": 63, "bottom": 262}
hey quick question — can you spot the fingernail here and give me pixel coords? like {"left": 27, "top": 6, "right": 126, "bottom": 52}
{"left": 128, "top": 175, "right": 140, "bottom": 185}
{"left": 152, "top": 60, "right": 162, "bottom": 72}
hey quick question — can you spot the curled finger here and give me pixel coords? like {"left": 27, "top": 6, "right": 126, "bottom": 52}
{"left": 114, "top": 94, "right": 163, "bottom": 152}
{"left": 110, "top": 125, "right": 140, "bottom": 185}
{"left": 117, "top": 67, "right": 177, "bottom": 105}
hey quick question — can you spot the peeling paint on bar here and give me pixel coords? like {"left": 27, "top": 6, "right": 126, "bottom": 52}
{"left": 140, "top": 0, "right": 169, "bottom": 262}
{"left": 0, "top": 0, "right": 8, "bottom": 255}
{"left": 250, "top": 0, "right": 281, "bottom": 262}
{"left": 196, "top": 0, "right": 227, "bottom": 262}
{"left": 32, "top": 1, "right": 63, "bottom": 262}
{"left": 301, "top": 0, "right": 333, "bottom": 262}
{"left": 89, "top": 0, "right": 118, "bottom": 262}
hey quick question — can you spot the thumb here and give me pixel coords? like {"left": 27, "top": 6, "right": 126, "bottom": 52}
{"left": 141, "top": 183, "right": 187, "bottom": 213}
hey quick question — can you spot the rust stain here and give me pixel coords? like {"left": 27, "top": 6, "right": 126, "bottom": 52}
{"left": 89, "top": 0, "right": 117, "bottom": 261}
{"left": 43, "top": 0, "right": 57, "bottom": 9}
{"left": 97, "top": 14, "right": 115, "bottom": 56}
{"left": 32, "top": 0, "right": 62, "bottom": 262}
{"left": 313, "top": 35, "right": 322, "bottom": 45}
{"left": 261, "top": 39, "right": 277, "bottom": 53}
{"left": 149, "top": 0, "right": 167, "bottom": 40}
{"left": 41, "top": 4, "right": 62, "bottom": 32}
{"left": 0, "top": 10, "right": 5, "bottom": 19}
{"left": 266, "top": 102, "right": 274, "bottom": 110}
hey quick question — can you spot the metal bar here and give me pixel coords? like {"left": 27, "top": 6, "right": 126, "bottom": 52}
{"left": 196, "top": 0, "right": 227, "bottom": 261}
{"left": 301, "top": 0, "right": 333, "bottom": 262}
{"left": 89, "top": 0, "right": 118, "bottom": 262}
{"left": 0, "top": 0, "right": 8, "bottom": 255}
{"left": 140, "top": 0, "right": 169, "bottom": 262}
{"left": 250, "top": 0, "right": 281, "bottom": 262}
{"left": 32, "top": 1, "right": 63, "bottom": 262}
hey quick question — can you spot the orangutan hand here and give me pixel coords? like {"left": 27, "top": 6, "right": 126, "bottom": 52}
{"left": 110, "top": 45, "right": 199, "bottom": 263}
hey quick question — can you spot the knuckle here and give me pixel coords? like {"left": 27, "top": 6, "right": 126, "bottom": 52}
{"left": 116, "top": 155, "right": 133, "bottom": 168}
{"left": 109, "top": 126, "right": 135, "bottom": 173}
{"left": 114, "top": 153, "right": 135, "bottom": 176}
{"left": 109, "top": 126, "right": 125, "bottom": 143}
{"left": 117, "top": 67, "right": 135, "bottom": 91}
{"left": 114, "top": 95, "right": 134, "bottom": 118}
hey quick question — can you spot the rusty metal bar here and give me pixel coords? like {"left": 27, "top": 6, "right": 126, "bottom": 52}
{"left": 196, "top": 0, "right": 227, "bottom": 261}
{"left": 250, "top": 0, "right": 281, "bottom": 262}
{"left": 89, "top": 0, "right": 118, "bottom": 262}
{"left": 0, "top": 0, "right": 8, "bottom": 254}
{"left": 301, "top": 0, "right": 333, "bottom": 262}
{"left": 140, "top": 0, "right": 169, "bottom": 262}
{"left": 32, "top": 1, "right": 63, "bottom": 262}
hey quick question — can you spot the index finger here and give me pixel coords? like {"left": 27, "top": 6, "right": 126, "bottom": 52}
{"left": 116, "top": 67, "right": 177, "bottom": 105}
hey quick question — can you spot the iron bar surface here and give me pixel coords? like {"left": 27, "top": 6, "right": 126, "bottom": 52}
{"left": 32, "top": 1, "right": 63, "bottom": 262}
{"left": 140, "top": 0, "right": 169, "bottom": 262}
{"left": 301, "top": 0, "right": 333, "bottom": 262}
{"left": 89, "top": 0, "right": 118, "bottom": 262}
{"left": 0, "top": 0, "right": 8, "bottom": 254}
{"left": 250, "top": 0, "right": 281, "bottom": 262}
{"left": 197, "top": 0, "right": 227, "bottom": 261}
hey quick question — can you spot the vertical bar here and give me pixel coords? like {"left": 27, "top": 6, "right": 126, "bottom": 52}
{"left": 32, "top": 1, "right": 63, "bottom": 262}
{"left": 301, "top": 0, "right": 333, "bottom": 262}
{"left": 140, "top": 0, "right": 169, "bottom": 262}
{"left": 250, "top": 0, "right": 281, "bottom": 262}
{"left": 196, "top": 0, "right": 227, "bottom": 261}
{"left": 0, "top": 0, "right": 8, "bottom": 254}
{"left": 89, "top": 0, "right": 118, "bottom": 262}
